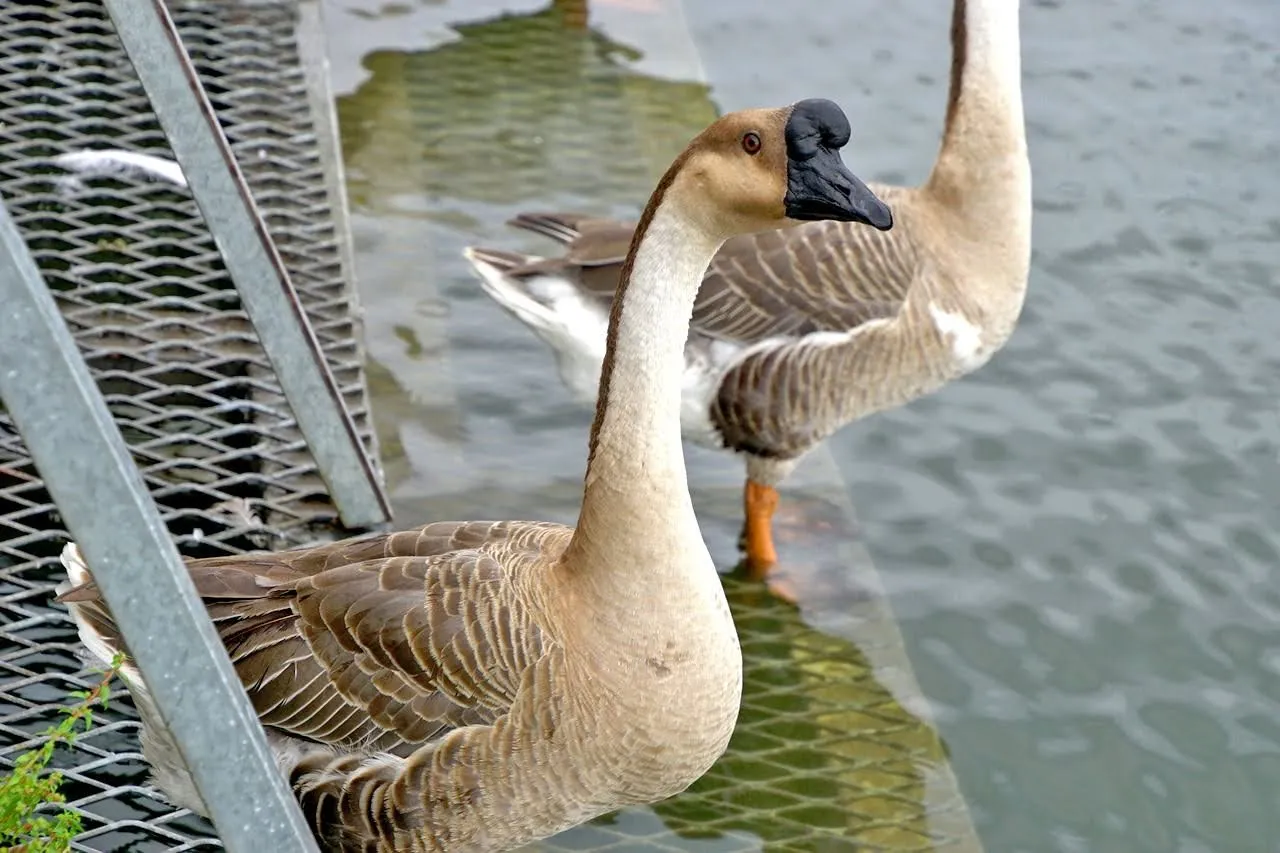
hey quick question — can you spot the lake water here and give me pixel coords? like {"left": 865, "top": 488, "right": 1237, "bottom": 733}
{"left": 324, "top": 1, "right": 1280, "bottom": 850}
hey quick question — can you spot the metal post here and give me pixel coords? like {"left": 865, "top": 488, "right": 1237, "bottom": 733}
{"left": 0, "top": 199, "right": 320, "bottom": 853}
{"left": 99, "top": 0, "right": 391, "bottom": 529}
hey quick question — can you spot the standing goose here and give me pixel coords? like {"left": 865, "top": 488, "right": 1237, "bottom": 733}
{"left": 57, "top": 99, "right": 892, "bottom": 853}
{"left": 464, "top": 0, "right": 1030, "bottom": 577}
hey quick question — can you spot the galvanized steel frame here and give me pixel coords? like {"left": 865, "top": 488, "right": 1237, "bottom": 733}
{"left": 101, "top": 0, "right": 390, "bottom": 530}
{"left": 0, "top": 0, "right": 386, "bottom": 849}
{"left": 0, "top": 198, "right": 319, "bottom": 853}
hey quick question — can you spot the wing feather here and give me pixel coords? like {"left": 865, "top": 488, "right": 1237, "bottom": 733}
{"left": 57, "top": 520, "right": 569, "bottom": 755}
{"left": 500, "top": 187, "right": 922, "bottom": 349}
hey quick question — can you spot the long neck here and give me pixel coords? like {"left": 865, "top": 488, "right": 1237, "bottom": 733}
{"left": 927, "top": 0, "right": 1027, "bottom": 204}
{"left": 566, "top": 197, "right": 722, "bottom": 578}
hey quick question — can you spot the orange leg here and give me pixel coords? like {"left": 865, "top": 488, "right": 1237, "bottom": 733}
{"left": 741, "top": 479, "right": 780, "bottom": 580}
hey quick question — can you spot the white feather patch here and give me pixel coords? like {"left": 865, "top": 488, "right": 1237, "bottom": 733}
{"left": 928, "top": 303, "right": 989, "bottom": 371}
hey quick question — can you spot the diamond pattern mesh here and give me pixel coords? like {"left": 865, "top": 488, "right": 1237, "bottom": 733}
{"left": 0, "top": 0, "right": 376, "bottom": 849}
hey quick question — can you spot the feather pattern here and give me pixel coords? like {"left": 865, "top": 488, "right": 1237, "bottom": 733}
{"left": 60, "top": 522, "right": 560, "bottom": 758}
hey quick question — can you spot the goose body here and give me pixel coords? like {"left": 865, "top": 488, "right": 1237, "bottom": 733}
{"left": 464, "top": 0, "right": 1030, "bottom": 575}
{"left": 57, "top": 99, "right": 891, "bottom": 852}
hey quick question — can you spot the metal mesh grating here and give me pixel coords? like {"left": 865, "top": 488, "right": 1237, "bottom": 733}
{"left": 0, "top": 0, "right": 378, "bottom": 849}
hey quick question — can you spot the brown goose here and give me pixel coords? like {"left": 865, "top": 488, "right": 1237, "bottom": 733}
{"left": 463, "top": 0, "right": 1030, "bottom": 578}
{"left": 57, "top": 99, "right": 892, "bottom": 853}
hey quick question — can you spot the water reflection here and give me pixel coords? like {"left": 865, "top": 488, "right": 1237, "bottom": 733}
{"left": 337, "top": 1, "right": 717, "bottom": 215}
{"left": 641, "top": 575, "right": 972, "bottom": 852}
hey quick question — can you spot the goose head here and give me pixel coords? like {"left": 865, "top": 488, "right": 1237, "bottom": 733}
{"left": 673, "top": 98, "right": 894, "bottom": 236}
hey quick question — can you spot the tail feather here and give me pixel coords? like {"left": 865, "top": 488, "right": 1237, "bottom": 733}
{"left": 506, "top": 211, "right": 590, "bottom": 245}
{"left": 53, "top": 543, "right": 324, "bottom": 819}
{"left": 462, "top": 247, "right": 565, "bottom": 333}
{"left": 464, "top": 246, "right": 539, "bottom": 275}
{"left": 57, "top": 541, "right": 92, "bottom": 593}
{"left": 56, "top": 543, "right": 131, "bottom": 671}
{"left": 461, "top": 247, "right": 609, "bottom": 406}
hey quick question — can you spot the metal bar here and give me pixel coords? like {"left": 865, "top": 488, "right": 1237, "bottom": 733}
{"left": 297, "top": 0, "right": 363, "bottom": 314}
{"left": 100, "top": 0, "right": 392, "bottom": 529}
{"left": 0, "top": 198, "right": 320, "bottom": 853}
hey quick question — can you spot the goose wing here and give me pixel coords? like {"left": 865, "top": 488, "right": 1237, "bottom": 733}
{"left": 508, "top": 192, "right": 918, "bottom": 348}
{"left": 60, "top": 520, "right": 566, "bottom": 753}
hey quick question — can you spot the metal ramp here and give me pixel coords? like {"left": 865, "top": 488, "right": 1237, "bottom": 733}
{"left": 0, "top": 0, "right": 379, "bottom": 849}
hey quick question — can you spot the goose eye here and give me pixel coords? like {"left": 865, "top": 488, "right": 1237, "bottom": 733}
{"left": 741, "top": 132, "right": 762, "bottom": 155}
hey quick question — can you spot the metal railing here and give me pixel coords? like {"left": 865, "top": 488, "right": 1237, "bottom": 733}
{"left": 0, "top": 1, "right": 385, "bottom": 848}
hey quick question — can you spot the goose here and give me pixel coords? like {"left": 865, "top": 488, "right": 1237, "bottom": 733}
{"left": 463, "top": 0, "right": 1030, "bottom": 579}
{"left": 56, "top": 98, "right": 892, "bottom": 853}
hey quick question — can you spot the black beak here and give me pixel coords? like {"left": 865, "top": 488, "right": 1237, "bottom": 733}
{"left": 783, "top": 149, "right": 894, "bottom": 231}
